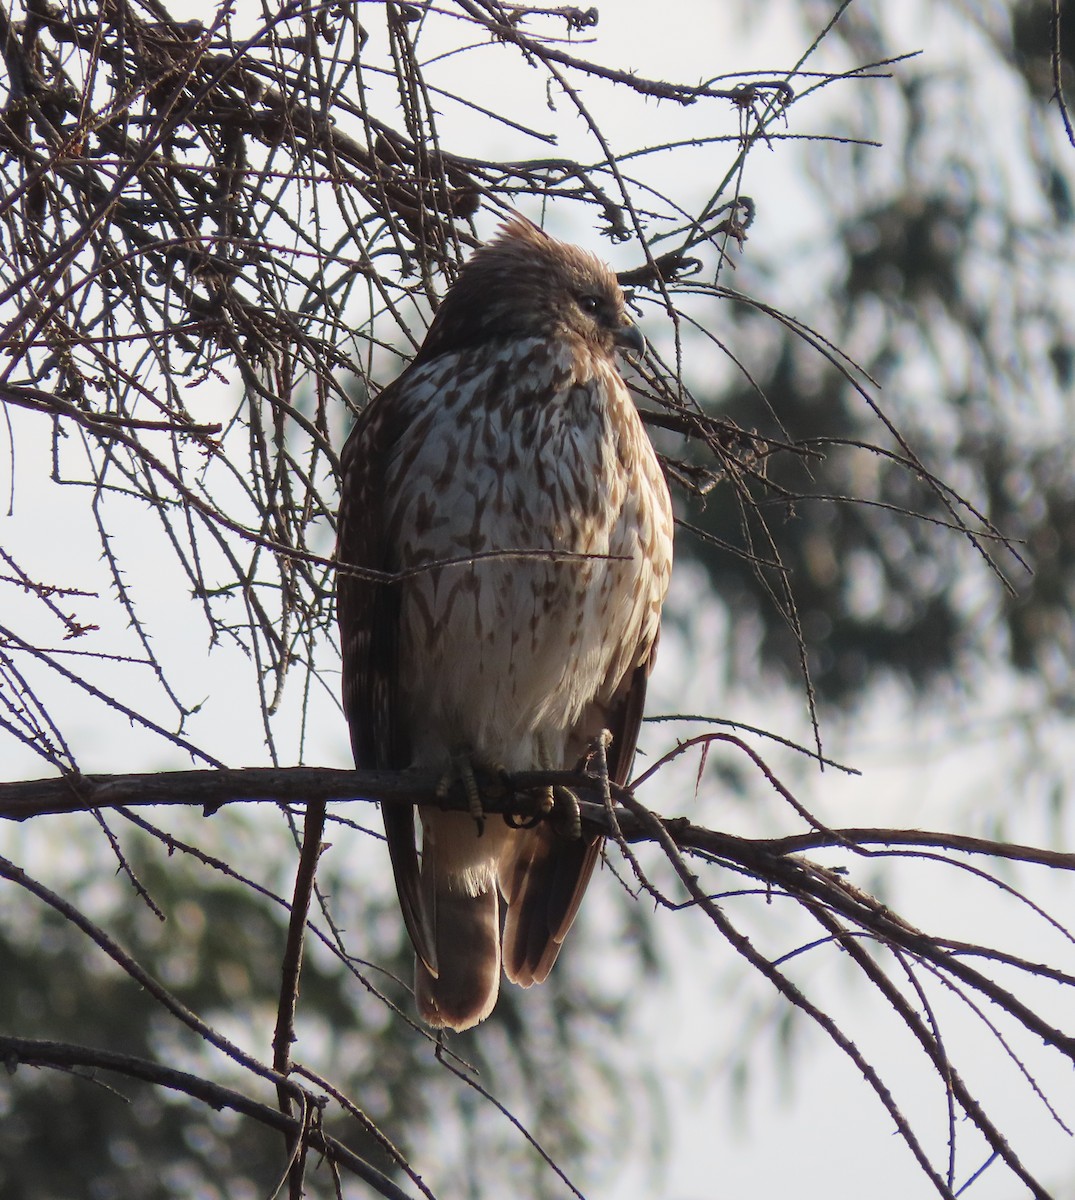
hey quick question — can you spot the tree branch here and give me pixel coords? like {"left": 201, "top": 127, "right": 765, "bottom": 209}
{"left": 3, "top": 766, "right": 1074, "bottom": 872}
{"left": 4, "top": 762, "right": 1072, "bottom": 1198}
{"left": 0, "top": 1036, "right": 417, "bottom": 1200}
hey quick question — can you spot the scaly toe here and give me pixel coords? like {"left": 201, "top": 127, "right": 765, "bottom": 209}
{"left": 436, "top": 752, "right": 487, "bottom": 835}
{"left": 550, "top": 784, "right": 582, "bottom": 840}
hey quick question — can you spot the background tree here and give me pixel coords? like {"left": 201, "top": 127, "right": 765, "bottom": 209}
{"left": 1, "top": 2, "right": 1074, "bottom": 1198}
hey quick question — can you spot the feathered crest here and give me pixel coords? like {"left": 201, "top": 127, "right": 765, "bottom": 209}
{"left": 416, "top": 212, "right": 626, "bottom": 364}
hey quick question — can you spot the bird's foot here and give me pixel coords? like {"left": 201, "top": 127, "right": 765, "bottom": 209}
{"left": 505, "top": 780, "right": 554, "bottom": 830}
{"left": 435, "top": 752, "right": 508, "bottom": 836}
{"left": 499, "top": 779, "right": 579, "bottom": 837}
{"left": 549, "top": 784, "right": 582, "bottom": 840}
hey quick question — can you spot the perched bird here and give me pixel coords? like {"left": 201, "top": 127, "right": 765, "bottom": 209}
{"left": 336, "top": 215, "right": 673, "bottom": 1031}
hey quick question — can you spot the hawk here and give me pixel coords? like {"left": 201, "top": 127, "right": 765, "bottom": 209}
{"left": 336, "top": 216, "right": 673, "bottom": 1031}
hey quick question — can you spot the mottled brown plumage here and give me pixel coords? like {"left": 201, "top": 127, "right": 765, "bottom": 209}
{"left": 336, "top": 216, "right": 673, "bottom": 1030}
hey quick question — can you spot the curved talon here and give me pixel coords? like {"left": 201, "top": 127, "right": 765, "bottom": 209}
{"left": 550, "top": 784, "right": 582, "bottom": 840}
{"left": 436, "top": 752, "right": 487, "bottom": 835}
{"left": 505, "top": 810, "right": 544, "bottom": 830}
{"left": 461, "top": 757, "right": 485, "bottom": 835}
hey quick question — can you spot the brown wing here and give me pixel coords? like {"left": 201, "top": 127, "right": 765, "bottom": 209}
{"left": 604, "top": 631, "right": 661, "bottom": 789}
{"left": 501, "top": 643, "right": 658, "bottom": 986}
{"left": 336, "top": 384, "right": 436, "bottom": 973}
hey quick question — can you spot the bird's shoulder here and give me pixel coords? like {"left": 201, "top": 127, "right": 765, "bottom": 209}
{"left": 345, "top": 335, "right": 610, "bottom": 451}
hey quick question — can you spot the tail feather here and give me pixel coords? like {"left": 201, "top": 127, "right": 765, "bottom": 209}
{"left": 500, "top": 826, "right": 601, "bottom": 986}
{"left": 382, "top": 803, "right": 437, "bottom": 975}
{"left": 403, "top": 802, "right": 603, "bottom": 1026}
{"left": 414, "top": 811, "right": 505, "bottom": 1031}
{"left": 415, "top": 880, "right": 501, "bottom": 1030}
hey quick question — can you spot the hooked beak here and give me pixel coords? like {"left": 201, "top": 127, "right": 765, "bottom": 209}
{"left": 613, "top": 320, "right": 646, "bottom": 358}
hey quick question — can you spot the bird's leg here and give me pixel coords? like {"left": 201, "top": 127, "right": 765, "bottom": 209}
{"left": 437, "top": 752, "right": 484, "bottom": 833}
{"left": 551, "top": 727, "right": 614, "bottom": 839}
{"left": 526, "top": 733, "right": 558, "bottom": 823}
{"left": 549, "top": 784, "right": 582, "bottom": 840}
{"left": 504, "top": 768, "right": 555, "bottom": 828}
{"left": 530, "top": 732, "right": 580, "bottom": 839}
{"left": 435, "top": 751, "right": 506, "bottom": 835}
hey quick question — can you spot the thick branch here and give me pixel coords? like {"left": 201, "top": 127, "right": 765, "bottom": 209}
{"left": 5, "top": 764, "right": 1072, "bottom": 1197}
{"left": 3, "top": 768, "right": 1075, "bottom": 875}
{"left": 0, "top": 766, "right": 427, "bottom": 819}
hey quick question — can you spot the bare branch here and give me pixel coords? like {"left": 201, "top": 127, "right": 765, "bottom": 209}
{"left": 0, "top": 1036, "right": 418, "bottom": 1200}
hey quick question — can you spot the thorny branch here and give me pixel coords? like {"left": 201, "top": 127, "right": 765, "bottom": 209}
{"left": 0, "top": 1036, "right": 416, "bottom": 1200}
{"left": 2, "top": 763, "right": 1074, "bottom": 1199}
{"left": 0, "top": 0, "right": 1017, "bottom": 775}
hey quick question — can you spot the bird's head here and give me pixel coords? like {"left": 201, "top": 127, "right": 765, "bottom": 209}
{"left": 415, "top": 215, "right": 644, "bottom": 363}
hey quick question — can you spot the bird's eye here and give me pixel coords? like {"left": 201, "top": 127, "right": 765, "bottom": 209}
{"left": 577, "top": 294, "right": 601, "bottom": 314}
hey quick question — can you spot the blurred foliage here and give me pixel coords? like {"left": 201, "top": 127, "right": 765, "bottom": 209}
{"left": 0, "top": 821, "right": 661, "bottom": 1198}
{"left": 683, "top": 0, "right": 1075, "bottom": 707}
